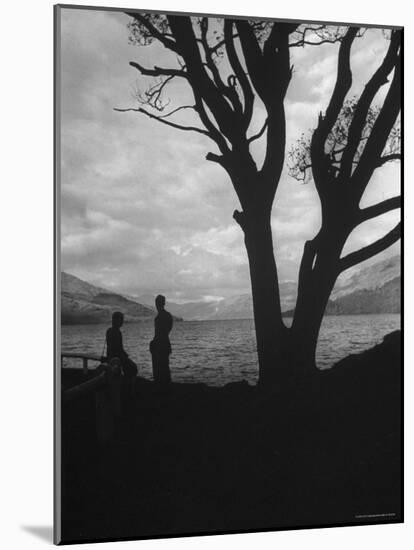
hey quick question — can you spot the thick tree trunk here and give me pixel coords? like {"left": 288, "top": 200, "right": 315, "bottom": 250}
{"left": 237, "top": 210, "right": 287, "bottom": 385}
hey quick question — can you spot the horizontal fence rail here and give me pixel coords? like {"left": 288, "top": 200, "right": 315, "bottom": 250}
{"left": 61, "top": 352, "right": 106, "bottom": 374}
{"left": 61, "top": 356, "right": 123, "bottom": 442}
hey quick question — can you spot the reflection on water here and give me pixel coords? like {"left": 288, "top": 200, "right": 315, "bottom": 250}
{"left": 61, "top": 314, "right": 400, "bottom": 386}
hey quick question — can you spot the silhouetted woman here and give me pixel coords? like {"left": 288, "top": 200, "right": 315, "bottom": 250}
{"left": 150, "top": 295, "right": 173, "bottom": 385}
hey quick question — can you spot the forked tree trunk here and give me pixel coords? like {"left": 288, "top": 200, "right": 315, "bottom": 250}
{"left": 236, "top": 207, "right": 354, "bottom": 385}
{"left": 237, "top": 209, "right": 344, "bottom": 384}
{"left": 291, "top": 236, "right": 344, "bottom": 372}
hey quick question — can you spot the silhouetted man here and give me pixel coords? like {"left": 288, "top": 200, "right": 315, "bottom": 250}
{"left": 150, "top": 295, "right": 173, "bottom": 386}
{"left": 106, "top": 311, "right": 137, "bottom": 389}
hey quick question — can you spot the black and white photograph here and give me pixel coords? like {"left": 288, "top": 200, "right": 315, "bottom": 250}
{"left": 55, "top": 4, "right": 402, "bottom": 544}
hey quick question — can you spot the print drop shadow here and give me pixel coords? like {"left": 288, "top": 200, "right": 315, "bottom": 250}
{"left": 21, "top": 525, "right": 53, "bottom": 543}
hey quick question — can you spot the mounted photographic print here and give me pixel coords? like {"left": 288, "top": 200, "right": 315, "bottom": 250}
{"left": 54, "top": 4, "right": 403, "bottom": 545}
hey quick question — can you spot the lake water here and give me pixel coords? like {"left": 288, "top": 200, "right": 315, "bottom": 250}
{"left": 61, "top": 315, "right": 400, "bottom": 386}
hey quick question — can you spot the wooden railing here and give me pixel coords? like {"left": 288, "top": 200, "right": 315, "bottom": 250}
{"left": 61, "top": 356, "right": 123, "bottom": 444}
{"left": 63, "top": 369, "right": 107, "bottom": 402}
{"left": 61, "top": 352, "right": 106, "bottom": 375}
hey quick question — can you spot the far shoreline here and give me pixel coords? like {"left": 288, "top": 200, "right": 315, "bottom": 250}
{"left": 61, "top": 312, "right": 401, "bottom": 327}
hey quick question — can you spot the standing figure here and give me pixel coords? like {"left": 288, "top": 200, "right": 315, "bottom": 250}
{"left": 150, "top": 295, "right": 173, "bottom": 385}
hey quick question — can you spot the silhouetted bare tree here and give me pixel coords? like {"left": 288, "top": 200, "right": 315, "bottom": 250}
{"left": 117, "top": 13, "right": 400, "bottom": 383}
{"left": 288, "top": 29, "right": 401, "bottom": 370}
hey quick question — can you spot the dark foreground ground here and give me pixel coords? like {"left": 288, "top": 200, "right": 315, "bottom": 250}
{"left": 60, "top": 331, "right": 402, "bottom": 544}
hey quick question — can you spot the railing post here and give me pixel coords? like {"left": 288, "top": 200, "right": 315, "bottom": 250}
{"left": 82, "top": 357, "right": 88, "bottom": 375}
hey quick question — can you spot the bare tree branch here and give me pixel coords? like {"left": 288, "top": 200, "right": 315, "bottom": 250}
{"left": 310, "top": 27, "right": 358, "bottom": 188}
{"left": 291, "top": 37, "right": 344, "bottom": 47}
{"left": 376, "top": 153, "right": 401, "bottom": 167}
{"left": 167, "top": 15, "right": 238, "bottom": 144}
{"left": 224, "top": 19, "right": 254, "bottom": 131}
{"left": 129, "top": 60, "right": 187, "bottom": 78}
{"left": 196, "top": 33, "right": 240, "bottom": 56}
{"left": 340, "top": 31, "right": 400, "bottom": 179}
{"left": 339, "top": 222, "right": 401, "bottom": 272}
{"left": 313, "top": 27, "right": 358, "bottom": 147}
{"left": 114, "top": 106, "right": 209, "bottom": 136}
{"left": 260, "top": 25, "right": 295, "bottom": 184}
{"left": 352, "top": 52, "right": 401, "bottom": 194}
{"left": 193, "top": 93, "right": 231, "bottom": 155}
{"left": 358, "top": 195, "right": 401, "bottom": 223}
{"left": 134, "top": 74, "right": 176, "bottom": 111}
{"left": 248, "top": 118, "right": 268, "bottom": 144}
{"left": 199, "top": 18, "right": 243, "bottom": 117}
{"left": 206, "top": 152, "right": 228, "bottom": 166}
{"left": 199, "top": 19, "right": 226, "bottom": 92}
{"left": 289, "top": 25, "right": 346, "bottom": 47}
{"left": 236, "top": 20, "right": 267, "bottom": 104}
{"left": 157, "top": 105, "right": 196, "bottom": 118}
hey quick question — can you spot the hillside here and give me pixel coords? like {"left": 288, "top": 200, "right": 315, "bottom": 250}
{"left": 61, "top": 272, "right": 168, "bottom": 325}
{"left": 326, "top": 276, "right": 400, "bottom": 315}
{"left": 333, "top": 254, "right": 400, "bottom": 298}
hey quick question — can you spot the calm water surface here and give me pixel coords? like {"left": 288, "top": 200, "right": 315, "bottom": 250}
{"left": 61, "top": 315, "right": 400, "bottom": 386}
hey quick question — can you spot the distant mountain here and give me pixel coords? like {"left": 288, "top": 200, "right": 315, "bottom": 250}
{"left": 137, "top": 294, "right": 223, "bottom": 320}
{"left": 162, "top": 255, "right": 400, "bottom": 321}
{"left": 333, "top": 254, "right": 400, "bottom": 299}
{"left": 62, "top": 254, "right": 400, "bottom": 324}
{"left": 140, "top": 256, "right": 400, "bottom": 321}
{"left": 206, "top": 294, "right": 252, "bottom": 321}
{"left": 283, "top": 255, "right": 400, "bottom": 318}
{"left": 138, "top": 282, "right": 297, "bottom": 321}
{"left": 137, "top": 293, "right": 253, "bottom": 321}
{"left": 135, "top": 294, "right": 157, "bottom": 309}
{"left": 61, "top": 272, "right": 180, "bottom": 325}
{"left": 327, "top": 254, "right": 400, "bottom": 314}
{"left": 325, "top": 276, "right": 400, "bottom": 315}
{"left": 206, "top": 282, "right": 298, "bottom": 321}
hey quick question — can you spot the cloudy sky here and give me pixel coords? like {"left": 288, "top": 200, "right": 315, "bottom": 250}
{"left": 59, "top": 8, "right": 400, "bottom": 303}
